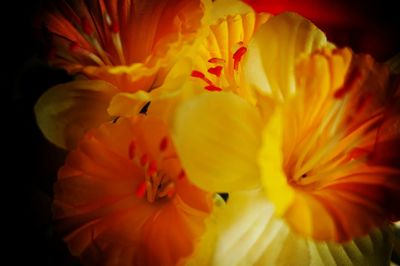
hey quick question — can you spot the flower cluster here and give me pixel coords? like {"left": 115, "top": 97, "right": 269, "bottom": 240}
{"left": 35, "top": 0, "right": 400, "bottom": 265}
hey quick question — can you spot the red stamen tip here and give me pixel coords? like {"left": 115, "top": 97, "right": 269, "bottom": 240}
{"left": 208, "top": 57, "right": 225, "bottom": 64}
{"left": 128, "top": 141, "right": 136, "bottom": 159}
{"left": 81, "top": 16, "right": 94, "bottom": 35}
{"left": 208, "top": 66, "right": 223, "bottom": 77}
{"left": 233, "top": 46, "right": 247, "bottom": 70}
{"left": 191, "top": 70, "right": 205, "bottom": 79}
{"left": 147, "top": 160, "right": 157, "bottom": 177}
{"left": 110, "top": 22, "right": 120, "bottom": 33}
{"left": 205, "top": 85, "right": 222, "bottom": 92}
{"left": 140, "top": 154, "right": 149, "bottom": 166}
{"left": 135, "top": 181, "right": 147, "bottom": 198}
{"left": 159, "top": 136, "right": 168, "bottom": 152}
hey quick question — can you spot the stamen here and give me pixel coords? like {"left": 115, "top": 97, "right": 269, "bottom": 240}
{"left": 111, "top": 31, "right": 126, "bottom": 64}
{"left": 191, "top": 71, "right": 222, "bottom": 91}
{"left": 147, "top": 160, "right": 157, "bottom": 177}
{"left": 159, "top": 136, "right": 168, "bottom": 152}
{"left": 158, "top": 182, "right": 176, "bottom": 198}
{"left": 191, "top": 70, "right": 206, "bottom": 79}
{"left": 233, "top": 46, "right": 247, "bottom": 70}
{"left": 208, "top": 57, "right": 225, "bottom": 64}
{"left": 68, "top": 41, "right": 106, "bottom": 66}
{"left": 135, "top": 181, "right": 147, "bottom": 198}
{"left": 90, "top": 38, "right": 113, "bottom": 65}
{"left": 205, "top": 85, "right": 222, "bottom": 91}
{"left": 191, "top": 70, "right": 213, "bottom": 85}
{"left": 208, "top": 66, "right": 223, "bottom": 77}
{"left": 128, "top": 141, "right": 136, "bottom": 159}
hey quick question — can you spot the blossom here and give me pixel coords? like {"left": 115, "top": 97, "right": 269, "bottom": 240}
{"left": 42, "top": 0, "right": 206, "bottom": 91}
{"left": 34, "top": 0, "right": 208, "bottom": 150}
{"left": 171, "top": 12, "right": 400, "bottom": 264}
{"left": 53, "top": 115, "right": 214, "bottom": 265}
{"left": 108, "top": 0, "right": 271, "bottom": 124}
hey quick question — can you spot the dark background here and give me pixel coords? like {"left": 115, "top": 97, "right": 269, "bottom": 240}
{"left": 5, "top": 0, "right": 400, "bottom": 265}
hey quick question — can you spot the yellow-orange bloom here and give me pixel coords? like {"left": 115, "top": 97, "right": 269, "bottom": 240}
{"left": 172, "top": 12, "right": 400, "bottom": 264}
{"left": 54, "top": 115, "right": 213, "bottom": 265}
{"left": 109, "top": 2, "right": 271, "bottom": 123}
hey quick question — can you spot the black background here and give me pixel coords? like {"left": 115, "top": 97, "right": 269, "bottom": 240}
{"left": 5, "top": 0, "right": 400, "bottom": 265}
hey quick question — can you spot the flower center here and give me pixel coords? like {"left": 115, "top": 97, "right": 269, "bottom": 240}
{"left": 190, "top": 42, "right": 248, "bottom": 92}
{"left": 128, "top": 136, "right": 185, "bottom": 203}
{"left": 283, "top": 66, "right": 383, "bottom": 188}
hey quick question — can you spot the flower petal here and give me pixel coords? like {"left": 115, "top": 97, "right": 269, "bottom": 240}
{"left": 244, "top": 12, "right": 329, "bottom": 100}
{"left": 258, "top": 109, "right": 295, "bottom": 216}
{"left": 34, "top": 80, "right": 118, "bottom": 149}
{"left": 43, "top": 0, "right": 208, "bottom": 92}
{"left": 202, "top": 190, "right": 394, "bottom": 265}
{"left": 172, "top": 92, "right": 263, "bottom": 192}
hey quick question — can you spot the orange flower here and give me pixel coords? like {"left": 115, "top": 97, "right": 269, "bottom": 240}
{"left": 53, "top": 115, "right": 213, "bottom": 265}
{"left": 42, "top": 0, "right": 206, "bottom": 92}
{"left": 35, "top": 0, "right": 210, "bottom": 149}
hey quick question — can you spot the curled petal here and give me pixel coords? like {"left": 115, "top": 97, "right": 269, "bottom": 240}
{"left": 244, "top": 12, "right": 329, "bottom": 100}
{"left": 34, "top": 80, "right": 117, "bottom": 149}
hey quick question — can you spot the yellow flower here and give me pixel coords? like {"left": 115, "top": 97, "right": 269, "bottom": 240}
{"left": 109, "top": 0, "right": 271, "bottom": 124}
{"left": 54, "top": 115, "right": 214, "bottom": 265}
{"left": 172, "top": 12, "right": 400, "bottom": 264}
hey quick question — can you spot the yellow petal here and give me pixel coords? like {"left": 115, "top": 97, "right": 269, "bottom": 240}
{"left": 172, "top": 92, "right": 262, "bottom": 192}
{"left": 258, "top": 109, "right": 295, "bottom": 216}
{"left": 208, "top": 0, "right": 256, "bottom": 23}
{"left": 201, "top": 190, "right": 394, "bottom": 265}
{"left": 244, "top": 12, "right": 328, "bottom": 101}
{"left": 35, "top": 80, "right": 117, "bottom": 149}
